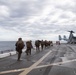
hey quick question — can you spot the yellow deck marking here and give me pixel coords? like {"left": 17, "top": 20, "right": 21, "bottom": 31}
{"left": 19, "top": 50, "right": 52, "bottom": 75}
{"left": 0, "top": 50, "right": 52, "bottom": 75}
{"left": 0, "top": 58, "right": 76, "bottom": 74}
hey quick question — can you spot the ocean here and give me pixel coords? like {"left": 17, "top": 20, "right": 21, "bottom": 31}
{"left": 0, "top": 41, "right": 35, "bottom": 54}
{"left": 0, "top": 41, "right": 16, "bottom": 53}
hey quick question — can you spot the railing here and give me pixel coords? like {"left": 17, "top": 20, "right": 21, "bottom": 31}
{"left": 0, "top": 49, "right": 14, "bottom": 54}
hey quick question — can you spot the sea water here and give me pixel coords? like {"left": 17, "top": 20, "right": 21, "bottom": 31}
{"left": 0, "top": 41, "right": 35, "bottom": 54}
{"left": 0, "top": 41, "right": 35, "bottom": 58}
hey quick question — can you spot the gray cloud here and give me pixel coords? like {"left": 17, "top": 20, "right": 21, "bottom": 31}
{"left": 55, "top": 0, "right": 76, "bottom": 14}
{"left": 0, "top": 0, "right": 76, "bottom": 41}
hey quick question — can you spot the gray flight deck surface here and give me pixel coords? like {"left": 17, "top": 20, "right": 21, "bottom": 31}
{"left": 0, "top": 44, "right": 76, "bottom": 75}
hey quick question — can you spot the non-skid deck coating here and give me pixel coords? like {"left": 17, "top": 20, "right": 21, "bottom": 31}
{"left": 0, "top": 44, "right": 76, "bottom": 75}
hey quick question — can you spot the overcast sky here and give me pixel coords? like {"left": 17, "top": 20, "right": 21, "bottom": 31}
{"left": 0, "top": 0, "right": 76, "bottom": 41}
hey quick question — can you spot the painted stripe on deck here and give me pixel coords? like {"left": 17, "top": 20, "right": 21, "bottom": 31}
{"left": 0, "top": 58, "right": 76, "bottom": 74}
{"left": 19, "top": 50, "right": 52, "bottom": 75}
{"left": 0, "top": 68, "right": 26, "bottom": 74}
{"left": 35, "top": 59, "right": 76, "bottom": 69}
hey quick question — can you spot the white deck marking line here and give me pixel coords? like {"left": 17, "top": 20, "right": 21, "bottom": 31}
{"left": 0, "top": 58, "right": 76, "bottom": 74}
{"left": 35, "top": 59, "right": 76, "bottom": 69}
{"left": 19, "top": 50, "right": 52, "bottom": 75}
{"left": 0, "top": 68, "right": 27, "bottom": 74}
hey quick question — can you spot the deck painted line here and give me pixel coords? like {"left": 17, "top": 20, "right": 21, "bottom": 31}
{"left": 0, "top": 50, "right": 52, "bottom": 75}
{"left": 35, "top": 59, "right": 76, "bottom": 69}
{"left": 0, "top": 58, "right": 76, "bottom": 74}
{"left": 0, "top": 68, "right": 27, "bottom": 74}
{"left": 19, "top": 50, "right": 52, "bottom": 75}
